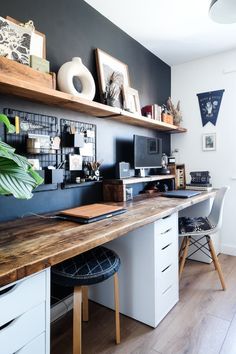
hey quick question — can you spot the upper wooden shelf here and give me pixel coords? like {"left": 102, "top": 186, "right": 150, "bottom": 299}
{"left": 0, "top": 73, "right": 187, "bottom": 133}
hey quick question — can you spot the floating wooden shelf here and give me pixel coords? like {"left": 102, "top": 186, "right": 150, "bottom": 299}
{"left": 0, "top": 73, "right": 187, "bottom": 133}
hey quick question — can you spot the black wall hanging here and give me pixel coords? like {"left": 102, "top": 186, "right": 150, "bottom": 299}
{"left": 197, "top": 89, "right": 224, "bottom": 126}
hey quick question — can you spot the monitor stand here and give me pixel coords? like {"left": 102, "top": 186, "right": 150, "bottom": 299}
{"left": 138, "top": 168, "right": 146, "bottom": 178}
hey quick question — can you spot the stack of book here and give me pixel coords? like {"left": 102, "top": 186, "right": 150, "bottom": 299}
{"left": 141, "top": 104, "right": 161, "bottom": 120}
{"left": 185, "top": 183, "right": 213, "bottom": 192}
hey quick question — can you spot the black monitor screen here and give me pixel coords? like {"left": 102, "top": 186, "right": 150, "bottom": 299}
{"left": 134, "top": 135, "right": 162, "bottom": 169}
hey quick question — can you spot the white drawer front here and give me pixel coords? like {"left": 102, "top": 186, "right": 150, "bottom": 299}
{"left": 0, "top": 271, "right": 46, "bottom": 327}
{"left": 16, "top": 333, "right": 45, "bottom": 354}
{"left": 155, "top": 213, "right": 177, "bottom": 237}
{"left": 156, "top": 283, "right": 179, "bottom": 325}
{"left": 159, "top": 263, "right": 178, "bottom": 294}
{"left": 157, "top": 241, "right": 176, "bottom": 271}
{"left": 0, "top": 302, "right": 45, "bottom": 354}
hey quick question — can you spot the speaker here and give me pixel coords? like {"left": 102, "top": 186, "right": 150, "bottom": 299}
{"left": 116, "top": 162, "right": 130, "bottom": 179}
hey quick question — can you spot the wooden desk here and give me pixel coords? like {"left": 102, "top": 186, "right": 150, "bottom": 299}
{"left": 0, "top": 191, "right": 216, "bottom": 287}
{"left": 0, "top": 191, "right": 215, "bottom": 354}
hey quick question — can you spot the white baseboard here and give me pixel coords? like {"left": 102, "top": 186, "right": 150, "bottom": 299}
{"left": 221, "top": 244, "right": 236, "bottom": 256}
{"left": 51, "top": 294, "right": 73, "bottom": 323}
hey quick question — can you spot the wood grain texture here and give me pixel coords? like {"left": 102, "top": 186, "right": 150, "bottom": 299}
{"left": 0, "top": 191, "right": 216, "bottom": 287}
{"left": 103, "top": 175, "right": 175, "bottom": 186}
{"left": 0, "top": 57, "right": 55, "bottom": 89}
{"left": 51, "top": 255, "right": 236, "bottom": 354}
{"left": 0, "top": 73, "right": 186, "bottom": 132}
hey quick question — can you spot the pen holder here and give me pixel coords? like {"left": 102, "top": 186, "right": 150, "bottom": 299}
{"left": 44, "top": 169, "right": 64, "bottom": 184}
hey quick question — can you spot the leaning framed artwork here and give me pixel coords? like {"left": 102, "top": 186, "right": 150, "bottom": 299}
{"left": 95, "top": 48, "right": 130, "bottom": 108}
{"left": 202, "top": 133, "right": 216, "bottom": 151}
{"left": 122, "top": 86, "right": 141, "bottom": 115}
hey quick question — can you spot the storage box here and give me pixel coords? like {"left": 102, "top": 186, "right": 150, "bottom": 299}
{"left": 0, "top": 56, "right": 56, "bottom": 90}
{"left": 44, "top": 169, "right": 64, "bottom": 184}
{"left": 162, "top": 113, "right": 173, "bottom": 125}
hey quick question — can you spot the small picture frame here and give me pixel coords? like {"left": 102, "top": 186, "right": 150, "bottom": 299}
{"left": 122, "top": 86, "right": 141, "bottom": 115}
{"left": 202, "top": 133, "right": 216, "bottom": 151}
{"left": 95, "top": 48, "right": 130, "bottom": 108}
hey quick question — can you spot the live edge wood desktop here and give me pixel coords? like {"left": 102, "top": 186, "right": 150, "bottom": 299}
{"left": 0, "top": 191, "right": 215, "bottom": 354}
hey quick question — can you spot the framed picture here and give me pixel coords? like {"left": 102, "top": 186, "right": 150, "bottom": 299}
{"left": 6, "top": 16, "right": 46, "bottom": 59}
{"left": 202, "top": 133, "right": 216, "bottom": 151}
{"left": 122, "top": 86, "right": 141, "bottom": 115}
{"left": 95, "top": 48, "right": 130, "bottom": 108}
{"left": 0, "top": 17, "right": 33, "bottom": 65}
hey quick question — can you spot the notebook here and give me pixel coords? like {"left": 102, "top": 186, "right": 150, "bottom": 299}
{"left": 58, "top": 203, "right": 127, "bottom": 224}
{"left": 162, "top": 190, "right": 201, "bottom": 198}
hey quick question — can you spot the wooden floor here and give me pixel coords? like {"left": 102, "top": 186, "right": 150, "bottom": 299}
{"left": 51, "top": 254, "right": 236, "bottom": 354}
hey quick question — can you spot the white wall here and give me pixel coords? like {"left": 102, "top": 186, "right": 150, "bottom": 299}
{"left": 171, "top": 49, "right": 236, "bottom": 255}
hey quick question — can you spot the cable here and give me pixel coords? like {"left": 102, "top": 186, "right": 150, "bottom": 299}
{"left": 21, "top": 212, "right": 64, "bottom": 220}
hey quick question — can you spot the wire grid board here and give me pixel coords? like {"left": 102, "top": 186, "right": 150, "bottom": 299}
{"left": 4, "top": 108, "right": 59, "bottom": 169}
{"left": 60, "top": 118, "right": 96, "bottom": 183}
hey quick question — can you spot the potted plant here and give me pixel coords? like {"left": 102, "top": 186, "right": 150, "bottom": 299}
{"left": 0, "top": 114, "right": 43, "bottom": 199}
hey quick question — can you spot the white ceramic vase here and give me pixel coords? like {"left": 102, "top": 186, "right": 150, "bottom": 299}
{"left": 57, "top": 57, "right": 96, "bottom": 100}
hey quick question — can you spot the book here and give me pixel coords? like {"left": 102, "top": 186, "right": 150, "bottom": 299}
{"left": 185, "top": 185, "right": 213, "bottom": 191}
{"left": 186, "top": 183, "right": 212, "bottom": 187}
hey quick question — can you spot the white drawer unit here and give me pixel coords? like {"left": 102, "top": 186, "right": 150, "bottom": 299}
{"left": 89, "top": 213, "right": 179, "bottom": 328}
{"left": 16, "top": 333, "right": 45, "bottom": 354}
{"left": 0, "top": 269, "right": 50, "bottom": 354}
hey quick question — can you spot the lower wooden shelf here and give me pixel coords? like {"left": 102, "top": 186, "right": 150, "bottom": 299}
{"left": 103, "top": 175, "right": 175, "bottom": 202}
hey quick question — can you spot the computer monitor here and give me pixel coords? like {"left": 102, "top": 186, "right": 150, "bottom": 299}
{"left": 133, "top": 135, "right": 162, "bottom": 176}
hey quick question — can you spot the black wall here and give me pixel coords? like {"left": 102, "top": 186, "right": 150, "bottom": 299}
{"left": 0, "top": 0, "right": 171, "bottom": 222}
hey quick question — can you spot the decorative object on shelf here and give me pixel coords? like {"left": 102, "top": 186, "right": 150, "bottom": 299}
{"left": 122, "top": 86, "right": 141, "bottom": 115}
{"left": 190, "top": 171, "right": 211, "bottom": 184}
{"left": 161, "top": 105, "right": 174, "bottom": 125}
{"left": 89, "top": 161, "right": 102, "bottom": 181}
{"left": 166, "top": 97, "right": 183, "bottom": 126}
{"left": 57, "top": 57, "right": 95, "bottom": 100}
{"left": 141, "top": 104, "right": 161, "bottom": 120}
{"left": 30, "top": 55, "right": 50, "bottom": 73}
{"left": 0, "top": 56, "right": 56, "bottom": 89}
{"left": 197, "top": 90, "right": 224, "bottom": 126}
{"left": 95, "top": 48, "right": 130, "bottom": 108}
{"left": 0, "top": 17, "right": 32, "bottom": 65}
{"left": 159, "top": 153, "right": 171, "bottom": 175}
{"left": 0, "top": 114, "right": 43, "bottom": 199}
{"left": 6, "top": 16, "right": 46, "bottom": 59}
{"left": 202, "top": 133, "right": 216, "bottom": 151}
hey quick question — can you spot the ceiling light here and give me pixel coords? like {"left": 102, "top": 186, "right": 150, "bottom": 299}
{"left": 209, "top": 0, "right": 236, "bottom": 24}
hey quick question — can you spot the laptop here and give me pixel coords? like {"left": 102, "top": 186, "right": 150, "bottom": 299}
{"left": 162, "top": 190, "right": 201, "bottom": 198}
{"left": 57, "top": 203, "right": 127, "bottom": 224}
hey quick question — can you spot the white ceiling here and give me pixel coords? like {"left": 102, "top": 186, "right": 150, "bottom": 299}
{"left": 84, "top": 0, "right": 236, "bottom": 66}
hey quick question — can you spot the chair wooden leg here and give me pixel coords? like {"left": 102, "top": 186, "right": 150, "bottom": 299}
{"left": 207, "top": 236, "right": 226, "bottom": 290}
{"left": 179, "top": 236, "right": 190, "bottom": 278}
{"left": 179, "top": 237, "right": 187, "bottom": 259}
{"left": 114, "top": 273, "right": 120, "bottom": 344}
{"left": 82, "top": 286, "right": 89, "bottom": 322}
{"left": 73, "top": 286, "right": 82, "bottom": 354}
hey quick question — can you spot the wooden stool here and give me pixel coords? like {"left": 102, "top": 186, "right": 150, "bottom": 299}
{"left": 52, "top": 246, "right": 121, "bottom": 354}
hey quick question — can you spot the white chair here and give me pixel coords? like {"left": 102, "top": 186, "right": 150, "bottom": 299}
{"left": 178, "top": 186, "right": 229, "bottom": 290}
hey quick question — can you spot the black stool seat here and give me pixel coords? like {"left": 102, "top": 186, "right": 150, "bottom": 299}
{"left": 179, "top": 216, "right": 214, "bottom": 235}
{"left": 52, "top": 246, "right": 120, "bottom": 287}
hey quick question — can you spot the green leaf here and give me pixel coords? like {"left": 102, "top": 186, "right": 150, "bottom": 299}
{"left": 0, "top": 158, "right": 44, "bottom": 199}
{"left": 0, "top": 114, "right": 16, "bottom": 133}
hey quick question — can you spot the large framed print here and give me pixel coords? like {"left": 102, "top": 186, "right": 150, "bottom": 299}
{"left": 0, "top": 17, "right": 32, "bottom": 65}
{"left": 95, "top": 48, "right": 130, "bottom": 108}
